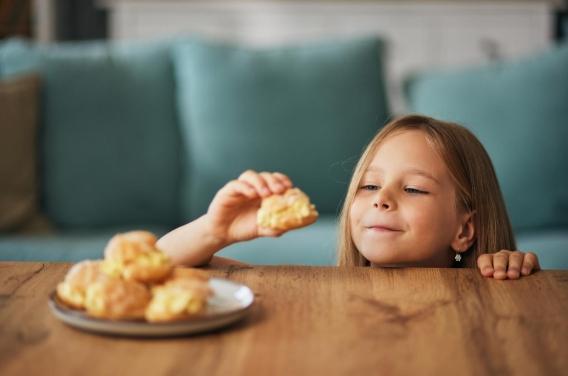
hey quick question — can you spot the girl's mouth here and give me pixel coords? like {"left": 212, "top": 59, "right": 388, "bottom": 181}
{"left": 367, "top": 225, "right": 402, "bottom": 233}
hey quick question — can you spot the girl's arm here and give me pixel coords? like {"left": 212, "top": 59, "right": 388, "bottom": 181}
{"left": 156, "top": 215, "right": 230, "bottom": 267}
{"left": 157, "top": 170, "right": 293, "bottom": 267}
{"left": 157, "top": 216, "right": 249, "bottom": 267}
{"left": 476, "top": 250, "right": 540, "bottom": 279}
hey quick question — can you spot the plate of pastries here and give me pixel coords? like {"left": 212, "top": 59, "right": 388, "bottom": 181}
{"left": 48, "top": 231, "right": 254, "bottom": 337}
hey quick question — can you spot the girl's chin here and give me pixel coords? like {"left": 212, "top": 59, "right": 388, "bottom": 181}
{"left": 359, "top": 245, "right": 444, "bottom": 267}
{"left": 359, "top": 246, "right": 407, "bottom": 265}
{"left": 363, "top": 250, "right": 453, "bottom": 268}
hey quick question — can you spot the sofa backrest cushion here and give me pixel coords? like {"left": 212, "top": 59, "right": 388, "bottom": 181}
{"left": 0, "top": 39, "right": 182, "bottom": 229}
{"left": 405, "top": 42, "right": 568, "bottom": 232}
{"left": 174, "top": 36, "right": 389, "bottom": 219}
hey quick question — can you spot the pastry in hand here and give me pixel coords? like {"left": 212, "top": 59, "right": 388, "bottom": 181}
{"left": 56, "top": 260, "right": 105, "bottom": 309}
{"left": 102, "top": 230, "right": 173, "bottom": 284}
{"left": 145, "top": 274, "right": 213, "bottom": 323}
{"left": 257, "top": 188, "right": 318, "bottom": 231}
{"left": 84, "top": 278, "right": 151, "bottom": 320}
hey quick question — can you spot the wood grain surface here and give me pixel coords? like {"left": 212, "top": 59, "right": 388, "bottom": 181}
{"left": 1, "top": 262, "right": 567, "bottom": 375}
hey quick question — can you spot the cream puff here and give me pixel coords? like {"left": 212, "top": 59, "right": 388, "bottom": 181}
{"left": 257, "top": 188, "right": 319, "bottom": 231}
{"left": 84, "top": 278, "right": 151, "bottom": 320}
{"left": 56, "top": 260, "right": 105, "bottom": 309}
{"left": 102, "top": 230, "right": 173, "bottom": 283}
{"left": 145, "top": 272, "right": 212, "bottom": 323}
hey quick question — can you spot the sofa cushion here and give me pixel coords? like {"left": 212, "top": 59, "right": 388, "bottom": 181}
{"left": 174, "top": 36, "right": 388, "bottom": 220}
{"left": 0, "top": 74, "right": 53, "bottom": 234}
{"left": 516, "top": 230, "right": 568, "bottom": 269}
{"left": 404, "top": 42, "right": 568, "bottom": 232}
{"left": 0, "top": 218, "right": 337, "bottom": 265}
{"left": 0, "top": 225, "right": 170, "bottom": 262}
{"left": 0, "top": 39, "right": 182, "bottom": 229}
{"left": 218, "top": 215, "right": 337, "bottom": 265}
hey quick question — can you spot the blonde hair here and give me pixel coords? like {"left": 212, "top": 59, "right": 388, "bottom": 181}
{"left": 337, "top": 114, "right": 516, "bottom": 268}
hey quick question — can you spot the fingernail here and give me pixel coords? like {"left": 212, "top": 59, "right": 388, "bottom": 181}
{"left": 274, "top": 183, "right": 284, "bottom": 191}
{"left": 483, "top": 266, "right": 493, "bottom": 274}
{"left": 522, "top": 267, "right": 530, "bottom": 275}
{"left": 509, "top": 270, "right": 520, "bottom": 278}
{"left": 261, "top": 187, "right": 270, "bottom": 195}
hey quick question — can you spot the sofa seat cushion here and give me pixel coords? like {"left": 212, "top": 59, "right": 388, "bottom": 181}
{"left": 0, "top": 225, "right": 170, "bottom": 262}
{"left": 174, "top": 36, "right": 388, "bottom": 220}
{"left": 516, "top": 229, "right": 568, "bottom": 269}
{"left": 218, "top": 215, "right": 337, "bottom": 265}
{"left": 0, "top": 218, "right": 337, "bottom": 265}
{"left": 0, "top": 38, "right": 182, "bottom": 229}
{"left": 405, "top": 42, "right": 568, "bottom": 232}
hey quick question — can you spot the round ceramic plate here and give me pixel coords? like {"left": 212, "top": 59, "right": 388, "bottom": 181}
{"left": 48, "top": 277, "right": 255, "bottom": 337}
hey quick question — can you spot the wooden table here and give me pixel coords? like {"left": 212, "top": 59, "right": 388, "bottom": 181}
{"left": 1, "top": 262, "right": 567, "bottom": 375}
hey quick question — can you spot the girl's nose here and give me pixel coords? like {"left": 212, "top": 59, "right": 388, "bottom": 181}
{"left": 373, "top": 202, "right": 388, "bottom": 209}
{"left": 372, "top": 190, "right": 394, "bottom": 210}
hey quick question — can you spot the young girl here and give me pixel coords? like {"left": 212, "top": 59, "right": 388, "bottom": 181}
{"left": 158, "top": 115, "right": 540, "bottom": 279}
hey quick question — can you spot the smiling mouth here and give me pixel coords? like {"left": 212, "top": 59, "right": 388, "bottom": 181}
{"left": 366, "top": 226, "right": 402, "bottom": 232}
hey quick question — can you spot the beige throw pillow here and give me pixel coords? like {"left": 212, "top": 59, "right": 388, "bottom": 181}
{"left": 0, "top": 74, "right": 52, "bottom": 234}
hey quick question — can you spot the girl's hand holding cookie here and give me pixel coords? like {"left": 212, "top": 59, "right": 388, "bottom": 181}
{"left": 477, "top": 250, "right": 540, "bottom": 279}
{"left": 205, "top": 170, "right": 295, "bottom": 245}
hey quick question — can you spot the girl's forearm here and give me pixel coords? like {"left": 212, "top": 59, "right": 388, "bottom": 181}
{"left": 157, "top": 215, "right": 229, "bottom": 267}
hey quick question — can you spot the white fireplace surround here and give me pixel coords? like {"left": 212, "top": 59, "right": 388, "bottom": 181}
{"left": 101, "top": 1, "right": 553, "bottom": 113}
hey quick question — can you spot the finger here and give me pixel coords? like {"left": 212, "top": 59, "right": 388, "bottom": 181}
{"left": 477, "top": 254, "right": 494, "bottom": 277}
{"left": 239, "top": 170, "right": 271, "bottom": 197}
{"left": 272, "top": 172, "right": 294, "bottom": 188}
{"left": 222, "top": 180, "right": 258, "bottom": 200}
{"left": 258, "top": 227, "right": 287, "bottom": 238}
{"left": 260, "top": 172, "right": 286, "bottom": 194}
{"left": 492, "top": 250, "right": 510, "bottom": 280}
{"left": 506, "top": 251, "right": 524, "bottom": 279}
{"left": 521, "top": 252, "right": 540, "bottom": 275}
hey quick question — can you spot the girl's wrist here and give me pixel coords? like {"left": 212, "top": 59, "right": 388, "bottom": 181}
{"left": 157, "top": 214, "right": 232, "bottom": 267}
{"left": 200, "top": 214, "right": 233, "bottom": 250}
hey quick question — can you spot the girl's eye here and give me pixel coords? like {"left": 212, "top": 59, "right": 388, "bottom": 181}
{"left": 360, "top": 184, "right": 379, "bottom": 191}
{"left": 405, "top": 187, "right": 428, "bottom": 194}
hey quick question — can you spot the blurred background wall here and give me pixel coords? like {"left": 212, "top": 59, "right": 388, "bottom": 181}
{"left": 0, "top": 0, "right": 107, "bottom": 41}
{"left": 1, "top": 0, "right": 566, "bottom": 112}
{"left": 0, "top": 1, "right": 566, "bottom": 42}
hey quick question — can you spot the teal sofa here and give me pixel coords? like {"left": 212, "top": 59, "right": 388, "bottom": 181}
{"left": 405, "top": 41, "right": 568, "bottom": 270}
{"left": 1, "top": 36, "right": 567, "bottom": 268}
{"left": 0, "top": 36, "right": 385, "bottom": 266}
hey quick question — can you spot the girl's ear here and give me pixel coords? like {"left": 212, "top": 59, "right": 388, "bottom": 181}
{"left": 451, "top": 211, "right": 476, "bottom": 254}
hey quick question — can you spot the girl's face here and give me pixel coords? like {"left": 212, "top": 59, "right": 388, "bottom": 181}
{"left": 350, "top": 130, "right": 466, "bottom": 267}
